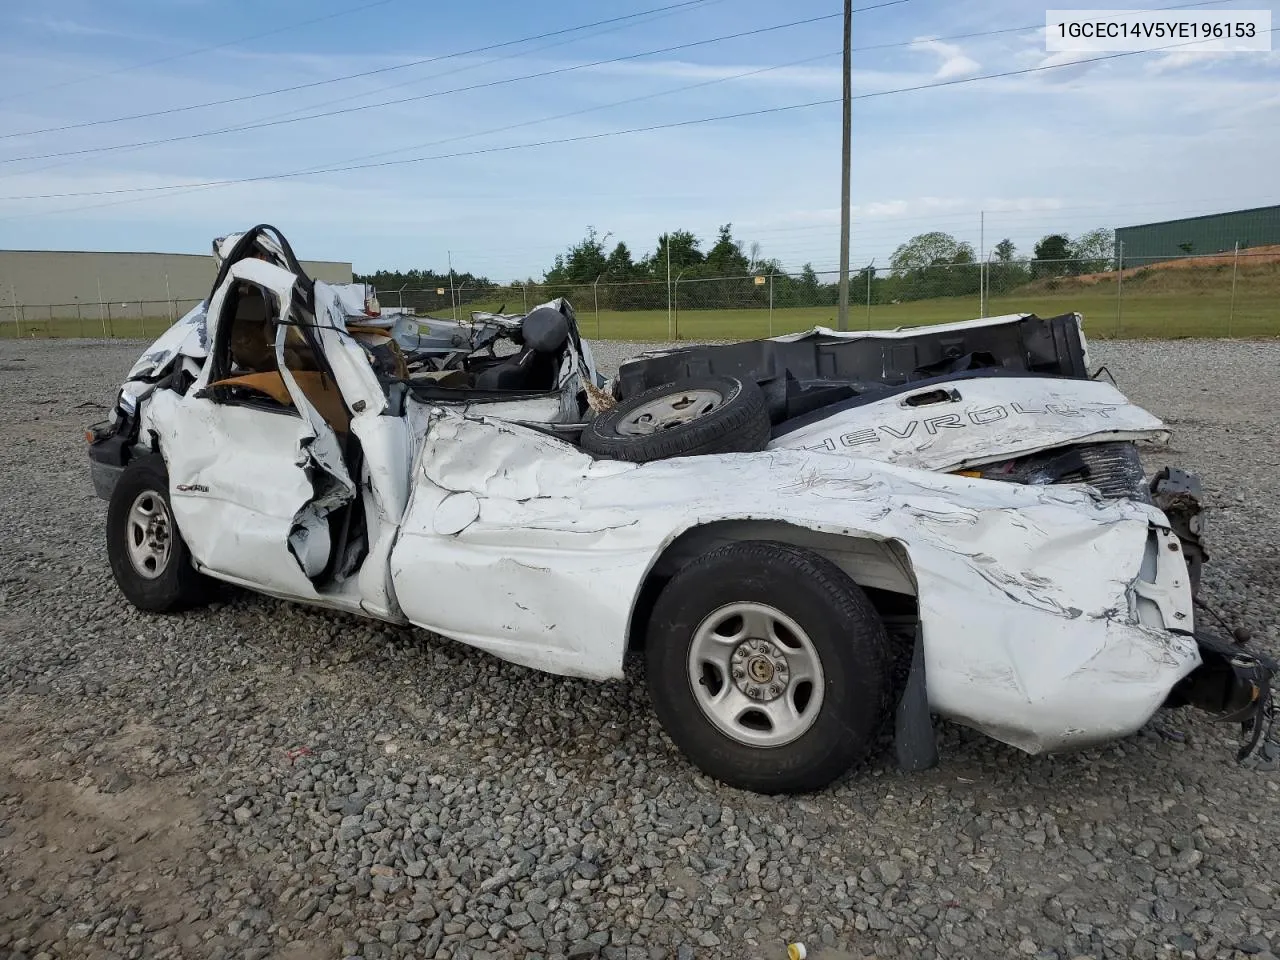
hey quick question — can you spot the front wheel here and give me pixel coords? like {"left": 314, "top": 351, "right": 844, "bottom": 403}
{"left": 645, "top": 540, "right": 893, "bottom": 793}
{"left": 106, "top": 454, "right": 213, "bottom": 612}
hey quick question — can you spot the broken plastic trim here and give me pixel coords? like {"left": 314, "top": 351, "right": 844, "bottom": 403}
{"left": 1172, "top": 631, "right": 1279, "bottom": 761}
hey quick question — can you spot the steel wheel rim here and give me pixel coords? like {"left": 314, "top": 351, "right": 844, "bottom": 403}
{"left": 616, "top": 388, "right": 724, "bottom": 436}
{"left": 126, "top": 490, "right": 173, "bottom": 580}
{"left": 687, "top": 601, "right": 825, "bottom": 747}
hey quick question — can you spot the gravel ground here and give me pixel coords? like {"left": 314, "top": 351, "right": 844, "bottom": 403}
{"left": 1, "top": 336, "right": 1279, "bottom": 960}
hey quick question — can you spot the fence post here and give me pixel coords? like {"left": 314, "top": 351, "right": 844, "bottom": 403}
{"left": 9, "top": 284, "right": 20, "bottom": 338}
{"left": 106, "top": 302, "right": 114, "bottom": 338}
{"left": 768, "top": 272, "right": 774, "bottom": 337}
{"left": 866, "top": 260, "right": 875, "bottom": 329}
{"left": 165, "top": 274, "right": 175, "bottom": 325}
{"left": 1115, "top": 240, "right": 1124, "bottom": 337}
{"left": 1228, "top": 240, "right": 1239, "bottom": 337}
{"left": 76, "top": 301, "right": 84, "bottom": 337}
{"left": 673, "top": 271, "right": 685, "bottom": 340}
{"left": 137, "top": 300, "right": 145, "bottom": 338}
{"left": 97, "top": 278, "right": 107, "bottom": 336}
{"left": 48, "top": 304, "right": 55, "bottom": 337}
{"left": 593, "top": 274, "right": 603, "bottom": 340}
{"left": 665, "top": 241, "right": 673, "bottom": 339}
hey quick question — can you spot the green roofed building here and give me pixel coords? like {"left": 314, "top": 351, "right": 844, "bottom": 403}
{"left": 1115, "top": 204, "right": 1280, "bottom": 267}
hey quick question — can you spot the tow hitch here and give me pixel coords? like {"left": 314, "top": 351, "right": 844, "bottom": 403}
{"left": 1168, "top": 631, "right": 1278, "bottom": 761}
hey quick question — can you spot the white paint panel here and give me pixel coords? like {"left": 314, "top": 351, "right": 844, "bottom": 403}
{"left": 390, "top": 411, "right": 1198, "bottom": 752}
{"left": 152, "top": 390, "right": 326, "bottom": 598}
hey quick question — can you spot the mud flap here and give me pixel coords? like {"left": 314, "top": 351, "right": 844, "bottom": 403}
{"left": 895, "top": 628, "right": 939, "bottom": 772}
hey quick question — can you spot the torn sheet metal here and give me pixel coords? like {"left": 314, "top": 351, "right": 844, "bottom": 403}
{"left": 156, "top": 258, "right": 357, "bottom": 596}
{"left": 151, "top": 389, "right": 339, "bottom": 599}
{"left": 125, "top": 301, "right": 208, "bottom": 381}
{"left": 772, "top": 375, "right": 1168, "bottom": 473}
{"left": 389, "top": 410, "right": 1198, "bottom": 753}
{"left": 310, "top": 282, "right": 390, "bottom": 418}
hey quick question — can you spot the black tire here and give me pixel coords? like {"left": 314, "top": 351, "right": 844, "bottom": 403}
{"left": 106, "top": 454, "right": 213, "bottom": 612}
{"left": 645, "top": 540, "right": 893, "bottom": 793}
{"left": 581, "top": 375, "right": 770, "bottom": 463}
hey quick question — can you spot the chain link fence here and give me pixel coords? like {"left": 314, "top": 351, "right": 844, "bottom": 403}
{"left": 3, "top": 249, "right": 1278, "bottom": 342}
{"left": 0, "top": 295, "right": 207, "bottom": 340}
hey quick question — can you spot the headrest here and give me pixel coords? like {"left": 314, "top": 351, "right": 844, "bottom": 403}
{"left": 521, "top": 306, "right": 570, "bottom": 354}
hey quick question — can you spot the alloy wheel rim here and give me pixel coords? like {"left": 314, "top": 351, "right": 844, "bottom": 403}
{"left": 126, "top": 490, "right": 173, "bottom": 580}
{"left": 616, "top": 388, "right": 724, "bottom": 436}
{"left": 687, "top": 601, "right": 825, "bottom": 747}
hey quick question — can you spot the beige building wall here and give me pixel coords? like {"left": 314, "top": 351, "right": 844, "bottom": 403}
{"left": 0, "top": 249, "right": 353, "bottom": 319}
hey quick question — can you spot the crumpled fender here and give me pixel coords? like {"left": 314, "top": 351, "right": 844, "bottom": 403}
{"left": 389, "top": 410, "right": 1199, "bottom": 753}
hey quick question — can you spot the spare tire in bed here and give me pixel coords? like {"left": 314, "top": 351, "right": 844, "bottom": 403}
{"left": 580, "top": 375, "right": 771, "bottom": 463}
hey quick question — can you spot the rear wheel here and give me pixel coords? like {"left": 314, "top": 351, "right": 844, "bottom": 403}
{"left": 645, "top": 540, "right": 893, "bottom": 793}
{"left": 106, "top": 455, "right": 213, "bottom": 612}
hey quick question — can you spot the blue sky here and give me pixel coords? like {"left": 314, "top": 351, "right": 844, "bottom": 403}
{"left": 0, "top": 0, "right": 1277, "bottom": 281}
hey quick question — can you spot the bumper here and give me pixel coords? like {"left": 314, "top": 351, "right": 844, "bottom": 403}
{"left": 925, "top": 521, "right": 1201, "bottom": 754}
{"left": 87, "top": 427, "right": 130, "bottom": 501}
{"left": 939, "top": 621, "right": 1202, "bottom": 755}
{"left": 90, "top": 458, "right": 125, "bottom": 501}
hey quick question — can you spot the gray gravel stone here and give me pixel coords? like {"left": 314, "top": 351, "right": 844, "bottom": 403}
{"left": 0, "top": 335, "right": 1278, "bottom": 960}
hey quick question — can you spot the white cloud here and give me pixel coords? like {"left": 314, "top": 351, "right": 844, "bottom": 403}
{"left": 21, "top": 17, "right": 166, "bottom": 42}
{"left": 911, "top": 39, "right": 981, "bottom": 81}
{"left": 1144, "top": 50, "right": 1276, "bottom": 75}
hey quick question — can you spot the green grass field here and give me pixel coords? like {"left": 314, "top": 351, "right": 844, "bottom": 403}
{"left": 535, "top": 282, "right": 1277, "bottom": 341}
{"left": 3, "top": 267, "right": 1276, "bottom": 341}
{"left": 437, "top": 262, "right": 1280, "bottom": 341}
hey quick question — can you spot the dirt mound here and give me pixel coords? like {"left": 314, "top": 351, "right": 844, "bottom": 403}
{"left": 1016, "top": 244, "right": 1280, "bottom": 293}
{"left": 1083, "top": 244, "right": 1280, "bottom": 282}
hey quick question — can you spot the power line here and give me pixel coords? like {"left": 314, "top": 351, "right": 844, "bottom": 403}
{"left": 2, "top": 0, "right": 1233, "bottom": 192}
{"left": 0, "top": 0, "right": 403, "bottom": 105}
{"left": 0, "top": 0, "right": 722, "bottom": 185}
{"left": 4, "top": 25, "right": 1270, "bottom": 213}
{"left": 0, "top": 7, "right": 887, "bottom": 167}
{"left": 276, "top": 50, "right": 844, "bottom": 175}
{"left": 0, "top": 49, "right": 844, "bottom": 204}
{"left": 0, "top": 0, "right": 717, "bottom": 141}
{"left": 2, "top": 0, "right": 1231, "bottom": 144}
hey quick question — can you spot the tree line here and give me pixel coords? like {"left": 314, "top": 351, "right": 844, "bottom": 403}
{"left": 356, "top": 223, "right": 1116, "bottom": 311}
{"left": 881, "top": 228, "right": 1114, "bottom": 303}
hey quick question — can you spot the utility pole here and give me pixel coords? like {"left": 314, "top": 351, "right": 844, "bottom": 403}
{"left": 836, "top": 0, "right": 852, "bottom": 331}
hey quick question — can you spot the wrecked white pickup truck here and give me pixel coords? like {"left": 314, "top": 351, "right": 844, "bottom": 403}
{"left": 87, "top": 225, "right": 1275, "bottom": 793}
